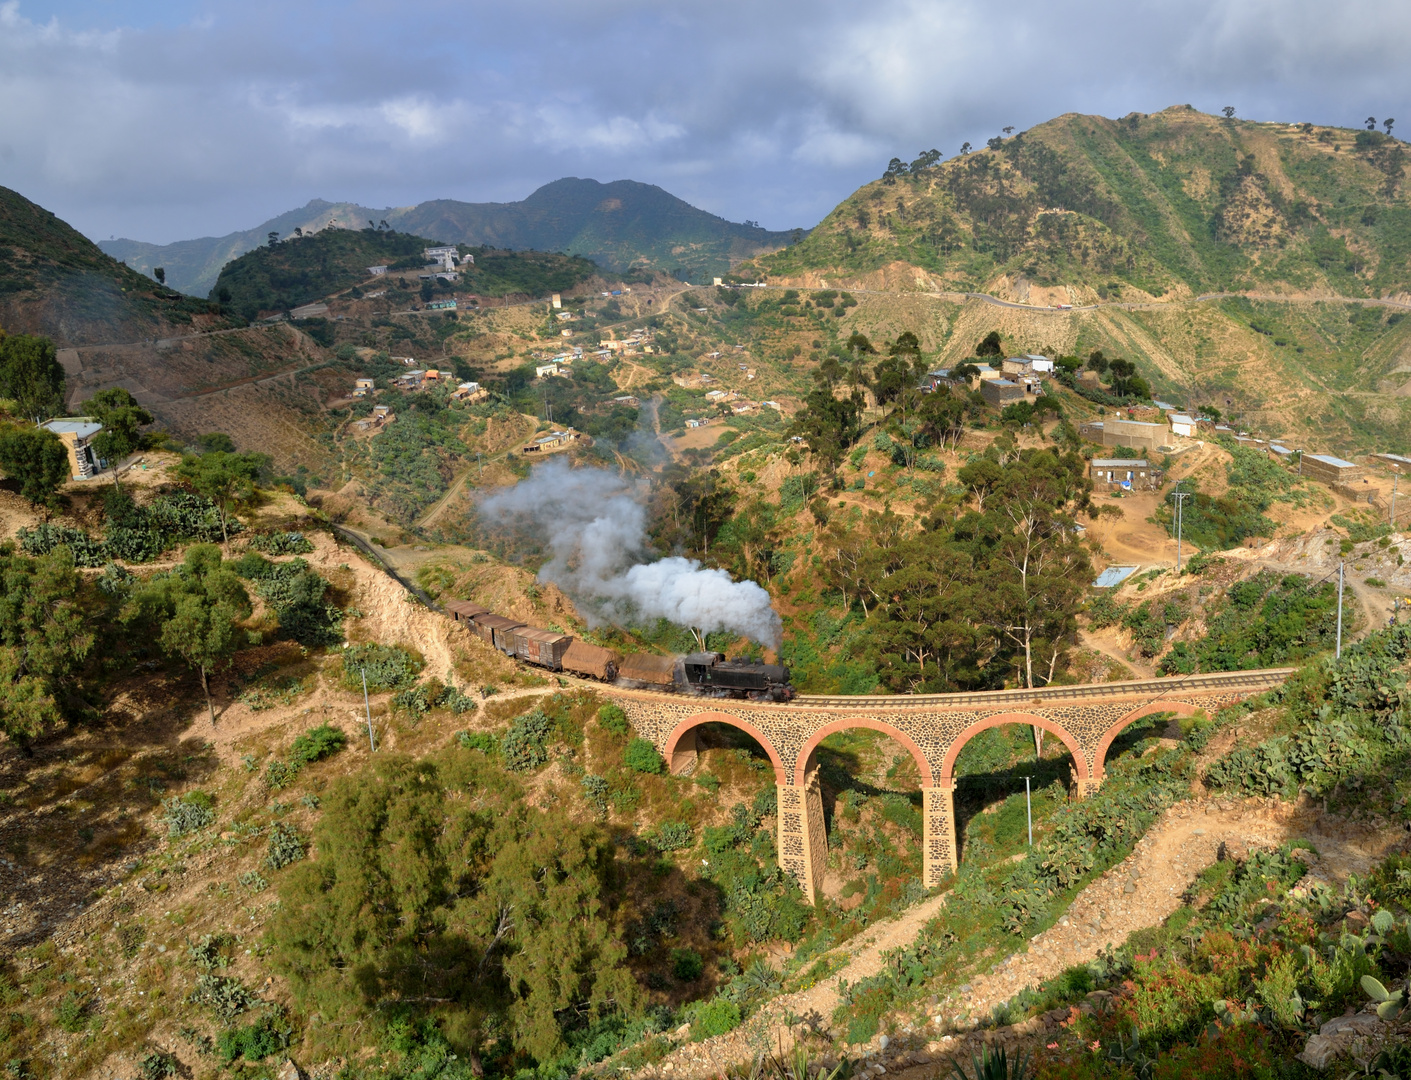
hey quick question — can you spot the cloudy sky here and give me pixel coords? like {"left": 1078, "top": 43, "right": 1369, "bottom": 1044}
{"left": 3, "top": 0, "right": 1408, "bottom": 244}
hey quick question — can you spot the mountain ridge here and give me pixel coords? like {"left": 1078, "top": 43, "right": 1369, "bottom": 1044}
{"left": 752, "top": 106, "right": 1411, "bottom": 302}
{"left": 99, "top": 178, "right": 799, "bottom": 296}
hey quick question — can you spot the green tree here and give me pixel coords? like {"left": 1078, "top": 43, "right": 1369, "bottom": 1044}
{"left": 790, "top": 380, "right": 864, "bottom": 467}
{"left": 975, "top": 331, "right": 1003, "bottom": 357}
{"left": 125, "top": 545, "right": 250, "bottom": 724}
{"left": 154, "top": 267, "right": 166, "bottom": 286}
{"left": 174, "top": 451, "right": 264, "bottom": 544}
{"left": 0, "top": 548, "right": 94, "bottom": 745}
{"left": 0, "top": 333, "right": 66, "bottom": 420}
{"left": 267, "top": 752, "right": 635, "bottom": 1066}
{"left": 0, "top": 425, "right": 71, "bottom": 511}
{"left": 82, "top": 388, "right": 154, "bottom": 487}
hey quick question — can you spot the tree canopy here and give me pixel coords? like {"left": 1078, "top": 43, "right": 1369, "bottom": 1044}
{"left": 0, "top": 547, "right": 93, "bottom": 744}
{"left": 174, "top": 451, "right": 266, "bottom": 543}
{"left": 266, "top": 750, "right": 635, "bottom": 1067}
{"left": 0, "top": 425, "right": 70, "bottom": 510}
{"left": 0, "top": 333, "right": 66, "bottom": 420}
{"left": 82, "top": 388, "right": 154, "bottom": 485}
{"left": 124, "top": 544, "right": 250, "bottom": 724}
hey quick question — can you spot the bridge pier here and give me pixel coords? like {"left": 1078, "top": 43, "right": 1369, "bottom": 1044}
{"left": 776, "top": 768, "right": 826, "bottom": 905}
{"left": 922, "top": 784, "right": 957, "bottom": 885}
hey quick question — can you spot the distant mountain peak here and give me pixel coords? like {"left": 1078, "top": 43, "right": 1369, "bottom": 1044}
{"left": 99, "top": 179, "right": 801, "bottom": 296}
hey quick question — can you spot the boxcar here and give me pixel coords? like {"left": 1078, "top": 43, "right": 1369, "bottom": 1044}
{"left": 561, "top": 640, "right": 620, "bottom": 681}
{"left": 512, "top": 627, "right": 573, "bottom": 670}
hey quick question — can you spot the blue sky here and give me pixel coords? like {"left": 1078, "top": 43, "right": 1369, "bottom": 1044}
{"left": 3, "top": 0, "right": 1409, "bottom": 244}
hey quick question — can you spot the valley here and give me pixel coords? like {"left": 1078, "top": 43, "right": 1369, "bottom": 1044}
{"left": 5, "top": 103, "right": 1411, "bottom": 1080}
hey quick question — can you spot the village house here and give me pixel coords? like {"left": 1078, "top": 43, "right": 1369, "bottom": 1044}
{"left": 1089, "top": 458, "right": 1162, "bottom": 492}
{"left": 451, "top": 381, "right": 488, "bottom": 403}
{"left": 613, "top": 395, "right": 640, "bottom": 407}
{"left": 980, "top": 378, "right": 1026, "bottom": 406}
{"left": 1001, "top": 354, "right": 1054, "bottom": 377}
{"left": 1301, "top": 453, "right": 1364, "bottom": 485}
{"left": 731, "top": 401, "right": 759, "bottom": 415}
{"left": 352, "top": 378, "right": 375, "bottom": 398}
{"left": 372, "top": 405, "right": 392, "bottom": 424}
{"left": 1269, "top": 444, "right": 1297, "bottom": 464}
{"left": 40, "top": 417, "right": 104, "bottom": 479}
{"left": 367, "top": 265, "right": 388, "bottom": 276}
{"left": 520, "top": 430, "right": 580, "bottom": 454}
{"left": 1094, "top": 418, "right": 1167, "bottom": 453}
{"left": 535, "top": 363, "right": 560, "bottom": 378}
{"left": 1168, "top": 413, "right": 1198, "bottom": 438}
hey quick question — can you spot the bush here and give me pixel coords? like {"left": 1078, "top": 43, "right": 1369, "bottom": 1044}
{"left": 138, "top": 1051, "right": 178, "bottom": 1080}
{"left": 247, "top": 531, "right": 314, "bottom": 555}
{"left": 597, "top": 703, "right": 631, "bottom": 737}
{"left": 238, "top": 557, "right": 342, "bottom": 647}
{"left": 693, "top": 999, "right": 741, "bottom": 1038}
{"left": 189, "top": 974, "right": 259, "bottom": 1021}
{"left": 288, "top": 724, "right": 347, "bottom": 766}
{"left": 457, "top": 731, "right": 498, "bottom": 754}
{"left": 501, "top": 709, "right": 554, "bottom": 771}
{"left": 265, "top": 823, "right": 307, "bottom": 870}
{"left": 55, "top": 989, "right": 90, "bottom": 1032}
{"left": 651, "top": 821, "right": 694, "bottom": 851}
{"left": 217, "top": 1014, "right": 290, "bottom": 1064}
{"left": 161, "top": 791, "right": 216, "bottom": 837}
{"left": 671, "top": 949, "right": 704, "bottom": 981}
{"left": 625, "top": 737, "right": 664, "bottom": 774}
{"left": 342, "top": 643, "right": 423, "bottom": 691}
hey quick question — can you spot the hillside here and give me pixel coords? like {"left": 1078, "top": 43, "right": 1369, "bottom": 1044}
{"left": 101, "top": 178, "right": 798, "bottom": 295}
{"left": 0, "top": 185, "right": 228, "bottom": 346}
{"left": 759, "top": 106, "right": 1411, "bottom": 300}
{"left": 210, "top": 228, "right": 598, "bottom": 321}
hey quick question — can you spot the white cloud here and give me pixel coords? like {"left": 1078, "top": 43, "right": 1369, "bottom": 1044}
{"left": 0, "top": 0, "right": 1408, "bottom": 242}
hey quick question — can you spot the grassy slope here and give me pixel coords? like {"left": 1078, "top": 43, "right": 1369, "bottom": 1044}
{"left": 0, "top": 185, "right": 228, "bottom": 346}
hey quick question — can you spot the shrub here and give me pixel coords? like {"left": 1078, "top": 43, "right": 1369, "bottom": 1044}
{"left": 138, "top": 1051, "right": 178, "bottom": 1080}
{"left": 189, "top": 974, "right": 259, "bottom": 1021}
{"left": 597, "top": 703, "right": 631, "bottom": 737}
{"left": 217, "top": 1014, "right": 290, "bottom": 1064}
{"left": 247, "top": 531, "right": 314, "bottom": 555}
{"left": 651, "top": 821, "right": 694, "bottom": 851}
{"left": 265, "top": 823, "right": 307, "bottom": 870}
{"left": 55, "top": 989, "right": 90, "bottom": 1032}
{"left": 457, "top": 731, "right": 498, "bottom": 754}
{"left": 693, "top": 999, "right": 741, "bottom": 1038}
{"left": 625, "top": 737, "right": 665, "bottom": 774}
{"left": 161, "top": 791, "right": 216, "bottom": 837}
{"left": 501, "top": 709, "right": 554, "bottom": 771}
{"left": 342, "top": 643, "right": 423, "bottom": 691}
{"left": 288, "top": 724, "right": 347, "bottom": 766}
{"left": 238, "top": 557, "right": 343, "bottom": 647}
{"left": 671, "top": 949, "right": 704, "bottom": 981}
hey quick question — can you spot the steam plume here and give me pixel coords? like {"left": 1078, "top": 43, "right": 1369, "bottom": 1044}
{"left": 477, "top": 459, "right": 782, "bottom": 649}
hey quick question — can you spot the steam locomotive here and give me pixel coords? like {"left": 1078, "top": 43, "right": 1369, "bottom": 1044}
{"left": 444, "top": 600, "right": 794, "bottom": 701}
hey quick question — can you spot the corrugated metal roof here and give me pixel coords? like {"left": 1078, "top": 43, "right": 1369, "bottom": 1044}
{"left": 473, "top": 614, "right": 526, "bottom": 631}
{"left": 41, "top": 418, "right": 102, "bottom": 439}
{"left": 1091, "top": 459, "right": 1149, "bottom": 467}
{"left": 516, "top": 628, "right": 570, "bottom": 646}
{"left": 1307, "top": 454, "right": 1359, "bottom": 468}
{"left": 1093, "top": 566, "right": 1140, "bottom": 588}
{"left": 445, "top": 600, "right": 489, "bottom": 618}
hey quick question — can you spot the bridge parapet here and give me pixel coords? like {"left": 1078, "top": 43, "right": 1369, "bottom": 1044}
{"left": 603, "top": 668, "right": 1292, "bottom": 901}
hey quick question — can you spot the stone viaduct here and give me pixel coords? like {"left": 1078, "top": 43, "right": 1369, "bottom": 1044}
{"left": 605, "top": 669, "right": 1292, "bottom": 903}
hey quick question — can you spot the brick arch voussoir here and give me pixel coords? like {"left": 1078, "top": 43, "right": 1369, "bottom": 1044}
{"left": 939, "top": 713, "right": 1088, "bottom": 787}
{"left": 795, "top": 717, "right": 934, "bottom": 787}
{"left": 662, "top": 712, "right": 787, "bottom": 784}
{"left": 1092, "top": 700, "right": 1200, "bottom": 781}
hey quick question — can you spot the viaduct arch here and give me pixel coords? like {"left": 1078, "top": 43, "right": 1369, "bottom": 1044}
{"left": 608, "top": 670, "right": 1291, "bottom": 903}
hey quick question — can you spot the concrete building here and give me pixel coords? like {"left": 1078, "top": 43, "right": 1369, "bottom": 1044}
{"left": 352, "top": 378, "right": 375, "bottom": 398}
{"left": 1301, "top": 454, "right": 1364, "bottom": 484}
{"left": 1098, "top": 419, "right": 1166, "bottom": 452}
{"left": 40, "top": 418, "right": 103, "bottom": 480}
{"left": 980, "top": 378, "right": 1026, "bottom": 406}
{"left": 1168, "top": 413, "right": 1197, "bottom": 438}
{"left": 1090, "top": 458, "right": 1161, "bottom": 491}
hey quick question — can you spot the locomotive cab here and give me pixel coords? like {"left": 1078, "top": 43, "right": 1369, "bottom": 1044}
{"left": 682, "top": 652, "right": 794, "bottom": 701}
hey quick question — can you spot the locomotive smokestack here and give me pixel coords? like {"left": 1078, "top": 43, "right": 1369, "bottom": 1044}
{"left": 476, "top": 459, "right": 783, "bottom": 649}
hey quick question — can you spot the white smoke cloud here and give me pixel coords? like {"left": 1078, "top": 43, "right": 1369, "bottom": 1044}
{"left": 477, "top": 459, "right": 782, "bottom": 649}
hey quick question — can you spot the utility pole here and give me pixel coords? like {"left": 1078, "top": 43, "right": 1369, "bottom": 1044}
{"left": 1393, "top": 468, "right": 1400, "bottom": 532}
{"left": 361, "top": 667, "right": 376, "bottom": 752}
{"left": 1173, "top": 487, "right": 1190, "bottom": 574}
{"left": 1336, "top": 562, "right": 1345, "bottom": 659}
